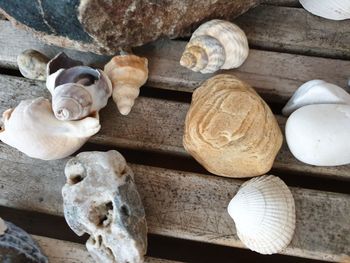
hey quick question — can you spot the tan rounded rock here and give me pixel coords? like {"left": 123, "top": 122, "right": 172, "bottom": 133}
{"left": 183, "top": 74, "right": 282, "bottom": 178}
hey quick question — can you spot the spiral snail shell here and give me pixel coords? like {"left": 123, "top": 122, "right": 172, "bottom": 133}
{"left": 46, "top": 52, "right": 112, "bottom": 121}
{"left": 0, "top": 97, "right": 100, "bottom": 160}
{"left": 104, "top": 53, "right": 148, "bottom": 115}
{"left": 180, "top": 19, "right": 249, "bottom": 74}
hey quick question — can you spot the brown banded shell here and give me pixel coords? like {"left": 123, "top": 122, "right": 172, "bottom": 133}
{"left": 180, "top": 19, "right": 249, "bottom": 74}
{"left": 104, "top": 54, "right": 148, "bottom": 115}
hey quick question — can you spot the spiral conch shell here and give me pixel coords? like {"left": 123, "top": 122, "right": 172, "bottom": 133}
{"left": 180, "top": 19, "right": 249, "bottom": 74}
{"left": 183, "top": 74, "right": 282, "bottom": 178}
{"left": 228, "top": 175, "right": 296, "bottom": 254}
{"left": 0, "top": 97, "right": 100, "bottom": 160}
{"left": 104, "top": 54, "right": 148, "bottom": 115}
{"left": 46, "top": 52, "right": 112, "bottom": 121}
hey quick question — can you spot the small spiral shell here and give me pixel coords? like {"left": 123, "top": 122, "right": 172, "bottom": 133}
{"left": 180, "top": 19, "right": 249, "bottom": 74}
{"left": 104, "top": 54, "right": 148, "bottom": 115}
{"left": 47, "top": 59, "right": 112, "bottom": 121}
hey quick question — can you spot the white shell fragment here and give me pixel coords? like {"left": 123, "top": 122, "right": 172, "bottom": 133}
{"left": 180, "top": 19, "right": 249, "bottom": 74}
{"left": 62, "top": 150, "right": 147, "bottom": 263}
{"left": 282, "top": 80, "right": 350, "bottom": 116}
{"left": 0, "top": 218, "right": 7, "bottom": 236}
{"left": 299, "top": 0, "right": 350, "bottom": 20}
{"left": 286, "top": 104, "right": 350, "bottom": 166}
{"left": 47, "top": 53, "right": 112, "bottom": 121}
{"left": 0, "top": 97, "right": 100, "bottom": 160}
{"left": 228, "top": 175, "right": 296, "bottom": 255}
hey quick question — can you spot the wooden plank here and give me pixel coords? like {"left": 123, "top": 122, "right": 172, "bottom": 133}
{"left": 234, "top": 5, "right": 350, "bottom": 59}
{"left": 1, "top": 20, "right": 350, "bottom": 104}
{"left": 135, "top": 39, "right": 350, "bottom": 103}
{"left": 263, "top": 0, "right": 300, "bottom": 7}
{"left": 0, "top": 74, "right": 349, "bottom": 180}
{"left": 0, "top": 145, "right": 348, "bottom": 261}
{"left": 32, "top": 235, "right": 179, "bottom": 263}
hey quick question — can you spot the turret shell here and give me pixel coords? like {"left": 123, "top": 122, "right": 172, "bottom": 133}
{"left": 228, "top": 175, "right": 296, "bottom": 254}
{"left": 104, "top": 54, "right": 148, "bottom": 115}
{"left": 180, "top": 19, "right": 249, "bottom": 73}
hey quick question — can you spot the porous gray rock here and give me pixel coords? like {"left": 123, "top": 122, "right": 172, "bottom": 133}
{"left": 62, "top": 150, "right": 147, "bottom": 263}
{"left": 0, "top": 0, "right": 260, "bottom": 55}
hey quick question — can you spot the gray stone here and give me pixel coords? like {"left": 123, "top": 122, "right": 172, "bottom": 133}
{"left": 62, "top": 150, "right": 147, "bottom": 263}
{"left": 17, "top": 49, "right": 49, "bottom": 80}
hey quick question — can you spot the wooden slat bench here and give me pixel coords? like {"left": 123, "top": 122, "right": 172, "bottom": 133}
{"left": 0, "top": 2, "right": 349, "bottom": 262}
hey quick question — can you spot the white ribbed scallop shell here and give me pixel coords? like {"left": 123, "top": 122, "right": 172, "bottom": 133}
{"left": 228, "top": 175, "right": 296, "bottom": 254}
{"left": 180, "top": 19, "right": 249, "bottom": 73}
{"left": 282, "top": 80, "right": 350, "bottom": 116}
{"left": 299, "top": 0, "right": 350, "bottom": 20}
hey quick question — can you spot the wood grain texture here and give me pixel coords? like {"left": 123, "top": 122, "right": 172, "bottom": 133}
{"left": 32, "top": 235, "right": 179, "bottom": 263}
{"left": 0, "top": 74, "right": 349, "bottom": 180}
{"left": 235, "top": 5, "right": 350, "bottom": 59}
{"left": 1, "top": 20, "right": 350, "bottom": 104}
{"left": 263, "top": 0, "right": 300, "bottom": 6}
{"left": 0, "top": 146, "right": 348, "bottom": 261}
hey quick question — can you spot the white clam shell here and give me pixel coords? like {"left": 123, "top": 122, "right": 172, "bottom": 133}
{"left": 180, "top": 19, "right": 249, "bottom": 74}
{"left": 286, "top": 104, "right": 350, "bottom": 166}
{"left": 299, "top": 0, "right": 350, "bottom": 20}
{"left": 282, "top": 80, "right": 350, "bottom": 116}
{"left": 228, "top": 175, "right": 295, "bottom": 255}
{"left": 0, "top": 97, "right": 100, "bottom": 160}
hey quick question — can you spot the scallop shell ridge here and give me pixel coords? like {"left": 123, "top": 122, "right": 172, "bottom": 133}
{"left": 228, "top": 175, "right": 296, "bottom": 254}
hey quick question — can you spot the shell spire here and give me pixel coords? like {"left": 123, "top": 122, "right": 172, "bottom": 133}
{"left": 104, "top": 53, "right": 148, "bottom": 115}
{"left": 180, "top": 19, "right": 249, "bottom": 74}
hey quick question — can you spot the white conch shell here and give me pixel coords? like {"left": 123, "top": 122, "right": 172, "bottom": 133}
{"left": 286, "top": 104, "right": 350, "bottom": 166}
{"left": 46, "top": 53, "right": 112, "bottom": 121}
{"left": 282, "top": 80, "right": 350, "bottom": 116}
{"left": 180, "top": 19, "right": 249, "bottom": 74}
{"left": 228, "top": 175, "right": 296, "bottom": 255}
{"left": 104, "top": 54, "right": 148, "bottom": 115}
{"left": 299, "top": 0, "right": 350, "bottom": 20}
{"left": 0, "top": 97, "right": 100, "bottom": 160}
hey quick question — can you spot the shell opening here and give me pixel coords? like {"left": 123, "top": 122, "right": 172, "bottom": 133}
{"left": 180, "top": 46, "right": 208, "bottom": 72}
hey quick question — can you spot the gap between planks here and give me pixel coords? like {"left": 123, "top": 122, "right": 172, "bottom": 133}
{"left": 0, "top": 74, "right": 349, "bottom": 181}
{"left": 0, "top": 145, "right": 348, "bottom": 262}
{"left": 32, "top": 235, "right": 180, "bottom": 263}
{"left": 1, "top": 17, "right": 350, "bottom": 105}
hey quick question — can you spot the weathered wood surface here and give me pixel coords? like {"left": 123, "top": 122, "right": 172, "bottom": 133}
{"left": 263, "top": 0, "right": 299, "bottom": 6}
{"left": 235, "top": 5, "right": 350, "bottom": 59}
{"left": 2, "top": 20, "right": 350, "bottom": 104}
{"left": 0, "top": 74, "right": 349, "bottom": 180}
{"left": 33, "top": 235, "right": 179, "bottom": 263}
{"left": 0, "top": 145, "right": 348, "bottom": 261}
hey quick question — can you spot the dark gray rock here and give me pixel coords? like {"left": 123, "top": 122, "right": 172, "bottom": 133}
{"left": 0, "top": 0, "right": 260, "bottom": 55}
{"left": 0, "top": 219, "right": 48, "bottom": 263}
